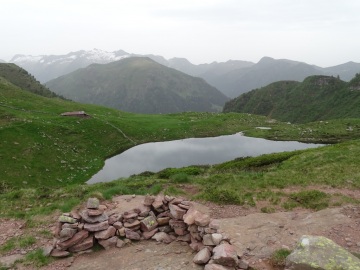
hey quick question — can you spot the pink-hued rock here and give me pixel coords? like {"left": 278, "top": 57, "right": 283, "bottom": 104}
{"left": 178, "top": 203, "right": 190, "bottom": 210}
{"left": 183, "top": 207, "right": 200, "bottom": 225}
{"left": 190, "top": 239, "right": 205, "bottom": 252}
{"left": 193, "top": 248, "right": 211, "bottom": 264}
{"left": 204, "top": 264, "right": 234, "bottom": 270}
{"left": 142, "top": 228, "right": 159, "bottom": 240}
{"left": 84, "top": 221, "right": 109, "bottom": 232}
{"left": 108, "top": 213, "right": 122, "bottom": 225}
{"left": 203, "top": 234, "right": 216, "bottom": 246}
{"left": 152, "top": 195, "right": 164, "bottom": 209}
{"left": 194, "top": 213, "right": 211, "bottom": 227}
{"left": 169, "top": 204, "right": 187, "bottom": 220}
{"left": 140, "top": 216, "right": 158, "bottom": 232}
{"left": 57, "top": 230, "right": 89, "bottom": 250}
{"left": 157, "top": 217, "right": 171, "bottom": 226}
{"left": 80, "top": 210, "right": 108, "bottom": 223}
{"left": 94, "top": 226, "right": 116, "bottom": 240}
{"left": 68, "top": 236, "right": 94, "bottom": 252}
{"left": 209, "top": 219, "right": 220, "bottom": 230}
{"left": 152, "top": 232, "right": 173, "bottom": 244}
{"left": 51, "top": 249, "right": 70, "bottom": 257}
{"left": 124, "top": 220, "right": 140, "bottom": 229}
{"left": 174, "top": 227, "right": 187, "bottom": 236}
{"left": 169, "top": 219, "right": 187, "bottom": 227}
{"left": 113, "top": 221, "right": 123, "bottom": 229}
{"left": 116, "top": 239, "right": 125, "bottom": 248}
{"left": 98, "top": 236, "right": 118, "bottom": 250}
{"left": 143, "top": 195, "right": 155, "bottom": 206}
{"left": 123, "top": 212, "right": 138, "bottom": 220}
{"left": 171, "top": 198, "right": 183, "bottom": 204}
{"left": 177, "top": 233, "right": 191, "bottom": 242}
{"left": 125, "top": 229, "right": 141, "bottom": 240}
{"left": 59, "top": 228, "right": 77, "bottom": 242}
{"left": 158, "top": 225, "right": 172, "bottom": 233}
{"left": 138, "top": 205, "right": 151, "bottom": 217}
{"left": 87, "top": 209, "right": 104, "bottom": 216}
{"left": 212, "top": 243, "right": 239, "bottom": 267}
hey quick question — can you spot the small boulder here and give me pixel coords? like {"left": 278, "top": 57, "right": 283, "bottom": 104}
{"left": 80, "top": 210, "right": 108, "bottom": 223}
{"left": 58, "top": 215, "right": 77, "bottom": 224}
{"left": 193, "top": 247, "right": 211, "bottom": 264}
{"left": 57, "top": 230, "right": 89, "bottom": 250}
{"left": 86, "top": 198, "right": 100, "bottom": 209}
{"left": 152, "top": 232, "right": 173, "bottom": 244}
{"left": 286, "top": 235, "right": 360, "bottom": 270}
{"left": 50, "top": 249, "right": 70, "bottom": 257}
{"left": 68, "top": 236, "right": 94, "bottom": 252}
{"left": 84, "top": 220, "right": 109, "bottom": 232}
{"left": 194, "top": 212, "right": 211, "bottom": 227}
{"left": 125, "top": 228, "right": 141, "bottom": 240}
{"left": 212, "top": 243, "right": 239, "bottom": 267}
{"left": 59, "top": 228, "right": 77, "bottom": 242}
{"left": 94, "top": 226, "right": 116, "bottom": 240}
{"left": 142, "top": 228, "right": 159, "bottom": 240}
{"left": 169, "top": 204, "right": 187, "bottom": 220}
{"left": 98, "top": 236, "right": 118, "bottom": 250}
{"left": 140, "top": 215, "right": 158, "bottom": 232}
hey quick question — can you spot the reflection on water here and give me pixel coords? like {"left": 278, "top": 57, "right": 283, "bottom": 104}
{"left": 87, "top": 133, "right": 324, "bottom": 184}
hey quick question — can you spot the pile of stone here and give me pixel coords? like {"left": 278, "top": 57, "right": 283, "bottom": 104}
{"left": 48, "top": 196, "right": 249, "bottom": 269}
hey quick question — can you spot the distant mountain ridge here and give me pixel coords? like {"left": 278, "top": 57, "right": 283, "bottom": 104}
{"left": 46, "top": 57, "right": 229, "bottom": 114}
{"left": 0, "top": 59, "right": 6, "bottom": 63}
{"left": 223, "top": 74, "right": 360, "bottom": 123}
{"left": 10, "top": 49, "right": 360, "bottom": 97}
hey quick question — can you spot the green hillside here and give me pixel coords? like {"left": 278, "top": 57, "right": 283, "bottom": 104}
{"left": 0, "top": 63, "right": 60, "bottom": 98}
{"left": 0, "top": 75, "right": 281, "bottom": 189}
{"left": 46, "top": 57, "right": 229, "bottom": 114}
{"left": 223, "top": 75, "right": 360, "bottom": 123}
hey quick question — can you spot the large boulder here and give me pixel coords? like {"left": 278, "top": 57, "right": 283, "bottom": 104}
{"left": 285, "top": 235, "right": 360, "bottom": 270}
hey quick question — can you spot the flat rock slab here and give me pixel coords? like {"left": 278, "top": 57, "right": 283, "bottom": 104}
{"left": 218, "top": 207, "right": 354, "bottom": 260}
{"left": 70, "top": 241, "right": 203, "bottom": 270}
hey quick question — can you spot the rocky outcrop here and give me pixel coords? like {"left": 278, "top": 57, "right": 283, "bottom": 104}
{"left": 285, "top": 235, "right": 360, "bottom": 270}
{"left": 48, "top": 196, "right": 249, "bottom": 269}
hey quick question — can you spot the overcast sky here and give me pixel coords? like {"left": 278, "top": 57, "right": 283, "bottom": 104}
{"left": 1, "top": 0, "right": 360, "bottom": 66}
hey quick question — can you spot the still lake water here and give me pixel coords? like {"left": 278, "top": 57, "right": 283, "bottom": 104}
{"left": 87, "top": 133, "right": 324, "bottom": 184}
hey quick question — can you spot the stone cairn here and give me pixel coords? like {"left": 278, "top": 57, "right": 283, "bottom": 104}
{"left": 49, "top": 196, "right": 249, "bottom": 270}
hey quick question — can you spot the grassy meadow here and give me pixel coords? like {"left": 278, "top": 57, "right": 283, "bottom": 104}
{"left": 1, "top": 76, "right": 360, "bottom": 221}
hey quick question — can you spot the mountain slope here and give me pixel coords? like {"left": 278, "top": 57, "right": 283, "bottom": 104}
{"left": 46, "top": 57, "right": 229, "bottom": 114}
{"left": 0, "top": 59, "right": 5, "bottom": 63}
{"left": 223, "top": 74, "right": 360, "bottom": 123}
{"left": 0, "top": 63, "right": 60, "bottom": 98}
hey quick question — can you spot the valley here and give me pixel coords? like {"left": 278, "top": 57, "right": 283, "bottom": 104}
{"left": 1, "top": 59, "right": 360, "bottom": 269}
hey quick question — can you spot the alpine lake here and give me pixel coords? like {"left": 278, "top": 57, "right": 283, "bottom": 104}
{"left": 87, "top": 132, "right": 324, "bottom": 184}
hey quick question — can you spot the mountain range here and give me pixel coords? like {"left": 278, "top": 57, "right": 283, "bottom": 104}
{"left": 11, "top": 49, "right": 360, "bottom": 98}
{"left": 46, "top": 57, "right": 228, "bottom": 114}
{"left": 223, "top": 74, "right": 360, "bottom": 123}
